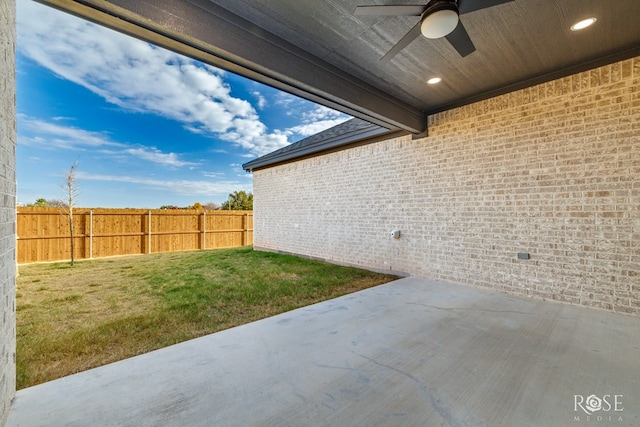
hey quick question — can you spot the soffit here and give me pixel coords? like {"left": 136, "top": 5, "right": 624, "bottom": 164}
{"left": 215, "top": 0, "right": 640, "bottom": 112}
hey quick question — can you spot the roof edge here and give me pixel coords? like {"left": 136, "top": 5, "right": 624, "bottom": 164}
{"left": 243, "top": 120, "right": 399, "bottom": 171}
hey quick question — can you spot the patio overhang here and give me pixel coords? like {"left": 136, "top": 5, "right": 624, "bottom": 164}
{"left": 35, "top": 0, "right": 425, "bottom": 133}
{"left": 35, "top": 0, "right": 640, "bottom": 141}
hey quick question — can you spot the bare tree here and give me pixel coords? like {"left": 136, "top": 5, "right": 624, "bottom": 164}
{"left": 62, "top": 162, "right": 79, "bottom": 266}
{"left": 47, "top": 199, "right": 68, "bottom": 208}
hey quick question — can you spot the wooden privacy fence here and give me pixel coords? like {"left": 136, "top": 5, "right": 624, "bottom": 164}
{"left": 17, "top": 207, "right": 253, "bottom": 264}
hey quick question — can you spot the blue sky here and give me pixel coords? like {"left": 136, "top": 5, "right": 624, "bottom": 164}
{"left": 16, "top": 0, "right": 350, "bottom": 208}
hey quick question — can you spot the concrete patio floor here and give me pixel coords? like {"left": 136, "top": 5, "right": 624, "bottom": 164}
{"left": 7, "top": 277, "right": 640, "bottom": 426}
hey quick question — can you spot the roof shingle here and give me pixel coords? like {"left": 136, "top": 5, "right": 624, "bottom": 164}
{"left": 242, "top": 118, "right": 392, "bottom": 171}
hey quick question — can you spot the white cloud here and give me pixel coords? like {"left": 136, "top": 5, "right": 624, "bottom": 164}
{"left": 203, "top": 171, "right": 225, "bottom": 179}
{"left": 288, "top": 119, "right": 350, "bottom": 137}
{"left": 286, "top": 105, "right": 351, "bottom": 138}
{"left": 18, "top": 116, "right": 122, "bottom": 149}
{"left": 274, "top": 92, "right": 298, "bottom": 107}
{"left": 76, "top": 172, "right": 250, "bottom": 197}
{"left": 17, "top": 0, "right": 290, "bottom": 157}
{"left": 252, "top": 91, "right": 267, "bottom": 109}
{"left": 302, "top": 105, "right": 347, "bottom": 122}
{"left": 20, "top": 115, "right": 196, "bottom": 167}
{"left": 124, "top": 148, "right": 198, "bottom": 168}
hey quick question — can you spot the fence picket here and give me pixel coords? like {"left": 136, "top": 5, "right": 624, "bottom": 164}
{"left": 16, "top": 207, "right": 253, "bottom": 264}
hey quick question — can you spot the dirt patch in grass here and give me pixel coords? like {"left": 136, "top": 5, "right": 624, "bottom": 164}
{"left": 17, "top": 247, "right": 398, "bottom": 389}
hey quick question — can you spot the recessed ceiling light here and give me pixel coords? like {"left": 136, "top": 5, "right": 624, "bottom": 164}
{"left": 427, "top": 77, "right": 442, "bottom": 85}
{"left": 571, "top": 17, "right": 597, "bottom": 31}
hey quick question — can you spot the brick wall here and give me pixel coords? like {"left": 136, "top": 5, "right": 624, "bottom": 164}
{"left": 0, "top": 0, "right": 16, "bottom": 424}
{"left": 254, "top": 56, "right": 640, "bottom": 315}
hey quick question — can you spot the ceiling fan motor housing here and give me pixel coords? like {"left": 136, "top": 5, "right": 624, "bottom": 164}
{"left": 421, "top": 0, "right": 460, "bottom": 39}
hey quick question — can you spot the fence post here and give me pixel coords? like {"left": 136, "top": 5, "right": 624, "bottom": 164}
{"left": 245, "top": 212, "right": 249, "bottom": 246}
{"left": 148, "top": 210, "right": 152, "bottom": 254}
{"left": 202, "top": 211, "right": 206, "bottom": 250}
{"left": 89, "top": 210, "right": 93, "bottom": 259}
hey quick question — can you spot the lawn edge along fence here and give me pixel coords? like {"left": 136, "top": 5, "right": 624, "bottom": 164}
{"left": 17, "top": 207, "right": 253, "bottom": 264}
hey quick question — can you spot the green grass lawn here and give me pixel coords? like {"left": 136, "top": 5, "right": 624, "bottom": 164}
{"left": 16, "top": 247, "right": 398, "bottom": 389}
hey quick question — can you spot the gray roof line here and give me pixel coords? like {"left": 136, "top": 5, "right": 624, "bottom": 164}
{"left": 242, "top": 118, "right": 394, "bottom": 171}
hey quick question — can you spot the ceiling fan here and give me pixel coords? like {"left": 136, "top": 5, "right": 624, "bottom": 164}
{"left": 354, "top": 0, "right": 514, "bottom": 62}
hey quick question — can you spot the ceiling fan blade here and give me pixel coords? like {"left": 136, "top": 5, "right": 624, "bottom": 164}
{"left": 458, "top": 0, "right": 514, "bottom": 15}
{"left": 380, "top": 20, "right": 423, "bottom": 63}
{"left": 354, "top": 5, "right": 425, "bottom": 16}
{"left": 444, "top": 21, "right": 476, "bottom": 57}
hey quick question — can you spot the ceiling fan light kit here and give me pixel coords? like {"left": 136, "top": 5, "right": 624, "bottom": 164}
{"left": 421, "top": 1, "right": 459, "bottom": 39}
{"left": 354, "top": 0, "right": 514, "bottom": 62}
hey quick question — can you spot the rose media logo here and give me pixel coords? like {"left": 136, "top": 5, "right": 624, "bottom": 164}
{"left": 574, "top": 394, "right": 623, "bottom": 422}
